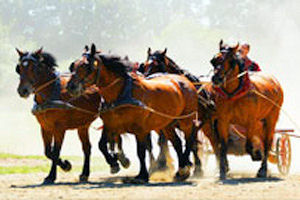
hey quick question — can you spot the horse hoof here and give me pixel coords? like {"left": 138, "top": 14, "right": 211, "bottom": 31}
{"left": 110, "top": 164, "right": 120, "bottom": 174}
{"left": 119, "top": 156, "right": 130, "bottom": 169}
{"left": 186, "top": 161, "right": 193, "bottom": 167}
{"left": 43, "top": 177, "right": 55, "bottom": 185}
{"left": 256, "top": 170, "right": 267, "bottom": 178}
{"left": 193, "top": 168, "right": 204, "bottom": 178}
{"left": 174, "top": 171, "right": 190, "bottom": 182}
{"left": 61, "top": 160, "right": 72, "bottom": 172}
{"left": 79, "top": 175, "right": 89, "bottom": 182}
{"left": 180, "top": 166, "right": 191, "bottom": 176}
{"left": 219, "top": 173, "right": 226, "bottom": 180}
{"left": 174, "top": 167, "right": 191, "bottom": 182}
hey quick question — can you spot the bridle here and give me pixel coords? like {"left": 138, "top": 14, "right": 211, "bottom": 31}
{"left": 71, "top": 53, "right": 121, "bottom": 94}
{"left": 18, "top": 53, "right": 59, "bottom": 95}
{"left": 145, "top": 54, "right": 167, "bottom": 75}
{"left": 212, "top": 49, "right": 244, "bottom": 87}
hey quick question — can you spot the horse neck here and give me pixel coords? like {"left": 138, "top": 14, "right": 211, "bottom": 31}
{"left": 221, "top": 64, "right": 241, "bottom": 94}
{"left": 97, "top": 65, "right": 125, "bottom": 103}
{"left": 34, "top": 71, "right": 59, "bottom": 104}
{"left": 166, "top": 58, "right": 183, "bottom": 74}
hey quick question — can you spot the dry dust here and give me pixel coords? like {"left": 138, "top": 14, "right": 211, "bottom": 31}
{"left": 1, "top": 170, "right": 300, "bottom": 200}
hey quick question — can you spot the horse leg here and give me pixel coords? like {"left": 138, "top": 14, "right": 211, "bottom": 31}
{"left": 156, "top": 132, "right": 168, "bottom": 170}
{"left": 116, "top": 135, "right": 130, "bottom": 169}
{"left": 257, "top": 136, "right": 268, "bottom": 178}
{"left": 257, "top": 111, "right": 279, "bottom": 178}
{"left": 191, "top": 135, "right": 204, "bottom": 177}
{"left": 98, "top": 128, "right": 120, "bottom": 174}
{"left": 43, "top": 129, "right": 66, "bottom": 184}
{"left": 41, "top": 128, "right": 70, "bottom": 184}
{"left": 214, "top": 119, "right": 229, "bottom": 180}
{"left": 180, "top": 125, "right": 198, "bottom": 178}
{"left": 77, "top": 127, "right": 91, "bottom": 182}
{"left": 165, "top": 128, "right": 187, "bottom": 180}
{"left": 146, "top": 133, "right": 157, "bottom": 174}
{"left": 135, "top": 135, "right": 149, "bottom": 183}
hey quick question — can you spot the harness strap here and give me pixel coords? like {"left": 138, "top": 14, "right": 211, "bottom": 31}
{"left": 34, "top": 75, "right": 60, "bottom": 94}
{"left": 97, "top": 78, "right": 121, "bottom": 95}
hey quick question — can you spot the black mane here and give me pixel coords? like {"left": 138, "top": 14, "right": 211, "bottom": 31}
{"left": 164, "top": 55, "right": 184, "bottom": 74}
{"left": 165, "top": 55, "right": 200, "bottom": 82}
{"left": 41, "top": 52, "right": 58, "bottom": 69}
{"left": 99, "top": 53, "right": 132, "bottom": 77}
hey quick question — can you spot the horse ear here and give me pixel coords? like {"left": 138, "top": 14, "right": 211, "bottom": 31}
{"left": 84, "top": 45, "right": 89, "bottom": 53}
{"left": 233, "top": 43, "right": 240, "bottom": 53}
{"left": 35, "top": 47, "right": 43, "bottom": 55}
{"left": 219, "top": 39, "right": 224, "bottom": 50}
{"left": 124, "top": 55, "right": 129, "bottom": 61}
{"left": 162, "top": 48, "right": 167, "bottom": 55}
{"left": 69, "top": 62, "right": 75, "bottom": 72}
{"left": 147, "top": 47, "right": 151, "bottom": 55}
{"left": 16, "top": 48, "right": 24, "bottom": 57}
{"left": 91, "top": 43, "right": 96, "bottom": 56}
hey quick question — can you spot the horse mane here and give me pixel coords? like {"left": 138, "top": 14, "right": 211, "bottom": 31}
{"left": 40, "top": 52, "right": 58, "bottom": 69}
{"left": 164, "top": 55, "right": 184, "bottom": 74}
{"left": 99, "top": 53, "right": 132, "bottom": 77}
{"left": 165, "top": 55, "right": 200, "bottom": 82}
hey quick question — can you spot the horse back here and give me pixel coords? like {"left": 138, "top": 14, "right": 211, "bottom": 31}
{"left": 250, "top": 72, "right": 284, "bottom": 105}
{"left": 135, "top": 74, "right": 198, "bottom": 113}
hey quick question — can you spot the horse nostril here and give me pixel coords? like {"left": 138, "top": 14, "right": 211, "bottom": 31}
{"left": 18, "top": 87, "right": 29, "bottom": 97}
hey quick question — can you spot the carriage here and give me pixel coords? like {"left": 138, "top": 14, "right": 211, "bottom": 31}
{"left": 198, "top": 127, "right": 292, "bottom": 175}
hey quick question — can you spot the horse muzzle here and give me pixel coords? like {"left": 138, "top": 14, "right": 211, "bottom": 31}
{"left": 66, "top": 81, "right": 83, "bottom": 97}
{"left": 17, "top": 84, "right": 33, "bottom": 98}
{"left": 212, "top": 74, "right": 222, "bottom": 85}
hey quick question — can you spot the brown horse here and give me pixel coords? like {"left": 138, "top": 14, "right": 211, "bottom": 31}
{"left": 15, "top": 48, "right": 129, "bottom": 184}
{"left": 144, "top": 48, "right": 215, "bottom": 176}
{"left": 204, "top": 40, "right": 284, "bottom": 179}
{"left": 67, "top": 44, "right": 199, "bottom": 182}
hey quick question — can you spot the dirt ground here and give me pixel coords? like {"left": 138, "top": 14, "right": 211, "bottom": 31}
{"left": 1, "top": 169, "right": 300, "bottom": 200}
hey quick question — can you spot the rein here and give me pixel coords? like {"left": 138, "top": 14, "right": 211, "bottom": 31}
{"left": 33, "top": 76, "right": 60, "bottom": 94}
{"left": 97, "top": 78, "right": 121, "bottom": 95}
{"left": 99, "top": 103, "right": 201, "bottom": 127}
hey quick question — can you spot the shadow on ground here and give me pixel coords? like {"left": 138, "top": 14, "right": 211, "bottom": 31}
{"left": 220, "top": 176, "right": 283, "bottom": 185}
{"left": 11, "top": 176, "right": 196, "bottom": 189}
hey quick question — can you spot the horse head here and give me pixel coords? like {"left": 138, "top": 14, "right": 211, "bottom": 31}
{"left": 67, "top": 44, "right": 130, "bottom": 98}
{"left": 143, "top": 47, "right": 169, "bottom": 76}
{"left": 211, "top": 40, "right": 242, "bottom": 87}
{"left": 67, "top": 43, "right": 102, "bottom": 97}
{"left": 15, "top": 47, "right": 57, "bottom": 98}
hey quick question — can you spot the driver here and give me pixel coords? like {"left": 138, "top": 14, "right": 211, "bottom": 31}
{"left": 238, "top": 43, "right": 261, "bottom": 72}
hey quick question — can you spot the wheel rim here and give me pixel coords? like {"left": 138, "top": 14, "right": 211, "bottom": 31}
{"left": 276, "top": 135, "right": 291, "bottom": 175}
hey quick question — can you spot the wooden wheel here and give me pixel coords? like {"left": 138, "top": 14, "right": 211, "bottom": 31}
{"left": 276, "top": 135, "right": 291, "bottom": 175}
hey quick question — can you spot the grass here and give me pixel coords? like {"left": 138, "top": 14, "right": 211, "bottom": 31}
{"left": 0, "top": 165, "right": 50, "bottom": 174}
{"left": 0, "top": 153, "right": 82, "bottom": 161}
{"left": 0, "top": 153, "right": 46, "bottom": 160}
{"left": 0, "top": 152, "right": 109, "bottom": 175}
